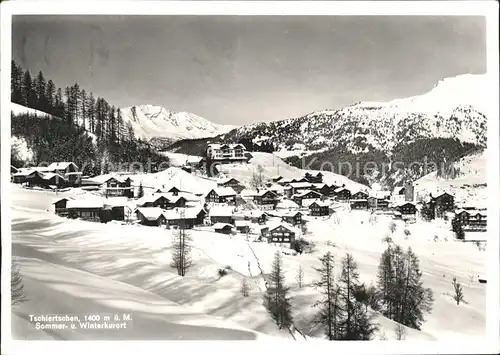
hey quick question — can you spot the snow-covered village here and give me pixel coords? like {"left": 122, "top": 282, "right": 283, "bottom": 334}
{"left": 4, "top": 8, "right": 498, "bottom": 349}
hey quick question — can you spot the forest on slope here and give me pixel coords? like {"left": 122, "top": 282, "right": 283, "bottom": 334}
{"left": 10, "top": 60, "right": 167, "bottom": 175}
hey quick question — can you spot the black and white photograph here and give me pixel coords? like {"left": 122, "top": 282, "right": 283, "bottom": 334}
{"left": 1, "top": 1, "right": 499, "bottom": 353}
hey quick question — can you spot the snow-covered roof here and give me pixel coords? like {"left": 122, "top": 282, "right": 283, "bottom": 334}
{"left": 52, "top": 197, "right": 74, "bottom": 204}
{"left": 276, "top": 199, "right": 300, "bottom": 209}
{"left": 234, "top": 220, "right": 251, "bottom": 227}
{"left": 334, "top": 187, "right": 349, "bottom": 193}
{"left": 280, "top": 210, "right": 302, "bottom": 218}
{"left": 67, "top": 198, "right": 104, "bottom": 209}
{"left": 213, "top": 222, "right": 234, "bottom": 230}
{"left": 255, "top": 189, "right": 277, "bottom": 197}
{"left": 455, "top": 208, "right": 487, "bottom": 216}
{"left": 266, "top": 221, "right": 301, "bottom": 235}
{"left": 288, "top": 182, "right": 313, "bottom": 189}
{"left": 103, "top": 197, "right": 129, "bottom": 207}
{"left": 135, "top": 207, "right": 165, "bottom": 220}
{"left": 309, "top": 201, "right": 329, "bottom": 208}
{"left": 294, "top": 189, "right": 321, "bottom": 198}
{"left": 31, "top": 166, "right": 54, "bottom": 173}
{"left": 208, "top": 187, "right": 237, "bottom": 197}
{"left": 393, "top": 201, "right": 416, "bottom": 208}
{"left": 209, "top": 205, "right": 235, "bottom": 217}
{"left": 42, "top": 173, "right": 67, "bottom": 181}
{"left": 91, "top": 174, "right": 129, "bottom": 184}
{"left": 47, "top": 162, "right": 79, "bottom": 171}
{"left": 207, "top": 143, "right": 246, "bottom": 150}
{"left": 13, "top": 169, "right": 36, "bottom": 177}
{"left": 163, "top": 207, "right": 204, "bottom": 220}
{"left": 392, "top": 186, "right": 405, "bottom": 195}
{"left": 216, "top": 177, "right": 240, "bottom": 185}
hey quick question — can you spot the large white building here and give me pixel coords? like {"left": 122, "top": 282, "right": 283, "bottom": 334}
{"left": 206, "top": 143, "right": 248, "bottom": 164}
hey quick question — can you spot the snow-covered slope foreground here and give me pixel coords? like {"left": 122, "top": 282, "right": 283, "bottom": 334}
{"left": 223, "top": 74, "right": 489, "bottom": 154}
{"left": 413, "top": 150, "right": 487, "bottom": 208}
{"left": 11, "top": 186, "right": 487, "bottom": 341}
{"left": 11, "top": 256, "right": 269, "bottom": 340}
{"left": 121, "top": 105, "right": 236, "bottom": 146}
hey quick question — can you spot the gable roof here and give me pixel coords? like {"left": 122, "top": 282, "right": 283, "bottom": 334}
{"left": 216, "top": 177, "right": 240, "bottom": 185}
{"left": 288, "top": 182, "right": 313, "bottom": 189}
{"left": 135, "top": 207, "right": 166, "bottom": 221}
{"left": 47, "top": 162, "right": 79, "bottom": 171}
{"left": 207, "top": 187, "right": 237, "bottom": 197}
{"left": 281, "top": 210, "right": 302, "bottom": 218}
{"left": 103, "top": 197, "right": 129, "bottom": 207}
{"left": 42, "top": 173, "right": 67, "bottom": 181}
{"left": 213, "top": 222, "right": 234, "bottom": 230}
{"left": 267, "top": 221, "right": 300, "bottom": 235}
{"left": 309, "top": 201, "right": 330, "bottom": 208}
{"left": 67, "top": 198, "right": 104, "bottom": 209}
{"left": 294, "top": 189, "right": 322, "bottom": 198}
{"left": 163, "top": 207, "right": 205, "bottom": 220}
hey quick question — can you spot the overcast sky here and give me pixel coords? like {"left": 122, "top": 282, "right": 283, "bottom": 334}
{"left": 12, "top": 15, "right": 486, "bottom": 125}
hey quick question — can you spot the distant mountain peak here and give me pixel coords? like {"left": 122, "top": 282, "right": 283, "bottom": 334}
{"left": 121, "top": 104, "right": 237, "bottom": 147}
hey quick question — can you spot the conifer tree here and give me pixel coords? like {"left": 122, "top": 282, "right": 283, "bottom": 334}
{"left": 337, "top": 253, "right": 377, "bottom": 340}
{"left": 312, "top": 252, "right": 341, "bottom": 340}
{"left": 263, "top": 251, "right": 294, "bottom": 329}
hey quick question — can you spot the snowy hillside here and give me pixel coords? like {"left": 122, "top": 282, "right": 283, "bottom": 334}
{"left": 121, "top": 104, "right": 236, "bottom": 146}
{"left": 222, "top": 74, "right": 489, "bottom": 154}
{"left": 413, "top": 150, "right": 487, "bottom": 208}
{"left": 217, "top": 152, "right": 369, "bottom": 192}
{"left": 11, "top": 102, "right": 52, "bottom": 117}
{"left": 11, "top": 102, "right": 98, "bottom": 145}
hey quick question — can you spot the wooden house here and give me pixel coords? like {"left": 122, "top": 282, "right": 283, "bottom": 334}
{"left": 265, "top": 223, "right": 297, "bottom": 248}
{"left": 304, "top": 172, "right": 323, "bottom": 183}
{"left": 312, "top": 183, "right": 331, "bottom": 197}
{"left": 395, "top": 202, "right": 417, "bottom": 216}
{"left": 455, "top": 208, "right": 487, "bottom": 231}
{"left": 163, "top": 207, "right": 207, "bottom": 229}
{"left": 292, "top": 190, "right": 322, "bottom": 207}
{"left": 217, "top": 178, "right": 244, "bottom": 194}
{"left": 47, "top": 162, "right": 81, "bottom": 186}
{"left": 213, "top": 223, "right": 234, "bottom": 234}
{"left": 334, "top": 187, "right": 351, "bottom": 201}
{"left": 351, "top": 191, "right": 369, "bottom": 200}
{"left": 12, "top": 169, "right": 35, "bottom": 184}
{"left": 103, "top": 197, "right": 129, "bottom": 221}
{"left": 247, "top": 210, "right": 267, "bottom": 224}
{"left": 67, "top": 198, "right": 104, "bottom": 222}
{"left": 235, "top": 220, "right": 251, "bottom": 234}
{"left": 429, "top": 192, "right": 455, "bottom": 218}
{"left": 134, "top": 207, "right": 167, "bottom": 227}
{"left": 350, "top": 199, "right": 368, "bottom": 210}
{"left": 205, "top": 187, "right": 237, "bottom": 204}
{"left": 368, "top": 196, "right": 390, "bottom": 210}
{"left": 209, "top": 205, "right": 235, "bottom": 225}
{"left": 281, "top": 211, "right": 303, "bottom": 226}
{"left": 53, "top": 198, "right": 71, "bottom": 217}
{"left": 96, "top": 175, "right": 133, "bottom": 197}
{"left": 24, "top": 170, "right": 46, "bottom": 187}
{"left": 254, "top": 190, "right": 279, "bottom": 210}
{"left": 309, "top": 201, "right": 330, "bottom": 217}
{"left": 42, "top": 173, "right": 67, "bottom": 187}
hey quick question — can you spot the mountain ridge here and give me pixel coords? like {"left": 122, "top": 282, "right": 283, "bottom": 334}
{"left": 120, "top": 104, "right": 237, "bottom": 148}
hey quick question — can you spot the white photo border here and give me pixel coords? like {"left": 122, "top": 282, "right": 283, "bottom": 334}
{"left": 1, "top": 1, "right": 499, "bottom": 355}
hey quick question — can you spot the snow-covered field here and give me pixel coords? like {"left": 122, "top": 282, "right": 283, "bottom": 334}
{"left": 10, "top": 184, "right": 487, "bottom": 341}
